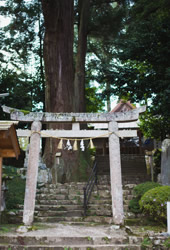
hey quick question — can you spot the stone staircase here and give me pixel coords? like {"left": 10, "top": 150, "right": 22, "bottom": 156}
{"left": 96, "top": 154, "right": 149, "bottom": 178}
{"left": 33, "top": 175, "right": 140, "bottom": 224}
{"left": 5, "top": 172, "right": 147, "bottom": 225}
{"left": 34, "top": 178, "right": 113, "bottom": 224}
{"left": 0, "top": 233, "right": 144, "bottom": 249}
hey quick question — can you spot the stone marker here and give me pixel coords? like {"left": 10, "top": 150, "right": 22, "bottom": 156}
{"left": 168, "top": 202, "right": 170, "bottom": 235}
{"left": 23, "top": 121, "right": 42, "bottom": 225}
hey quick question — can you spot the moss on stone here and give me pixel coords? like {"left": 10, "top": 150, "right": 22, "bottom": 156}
{"left": 72, "top": 116, "right": 76, "bottom": 122}
{"left": 9, "top": 108, "right": 15, "bottom": 113}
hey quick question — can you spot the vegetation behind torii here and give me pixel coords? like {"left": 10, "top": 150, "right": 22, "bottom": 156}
{"left": 0, "top": 0, "right": 170, "bottom": 169}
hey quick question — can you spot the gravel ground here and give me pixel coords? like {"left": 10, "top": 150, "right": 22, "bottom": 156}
{"left": 6, "top": 223, "right": 127, "bottom": 237}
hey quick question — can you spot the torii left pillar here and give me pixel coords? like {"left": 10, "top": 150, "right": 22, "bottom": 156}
{"left": 23, "top": 121, "right": 41, "bottom": 225}
{"left": 109, "top": 121, "right": 124, "bottom": 224}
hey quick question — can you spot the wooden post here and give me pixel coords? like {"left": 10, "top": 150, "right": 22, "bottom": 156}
{"left": 23, "top": 121, "right": 42, "bottom": 225}
{"left": 167, "top": 201, "right": 170, "bottom": 234}
{"left": 0, "top": 157, "right": 2, "bottom": 217}
{"left": 108, "top": 121, "right": 124, "bottom": 225}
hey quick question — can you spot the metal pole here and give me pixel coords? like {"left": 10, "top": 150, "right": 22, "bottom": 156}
{"left": 167, "top": 201, "right": 170, "bottom": 234}
{"left": 0, "top": 157, "right": 2, "bottom": 223}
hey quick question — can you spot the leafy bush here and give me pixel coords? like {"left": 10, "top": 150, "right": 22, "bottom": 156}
{"left": 129, "top": 182, "right": 161, "bottom": 213}
{"left": 139, "top": 186, "right": 170, "bottom": 223}
{"left": 163, "top": 238, "right": 170, "bottom": 248}
{"left": 129, "top": 197, "right": 141, "bottom": 213}
{"left": 6, "top": 176, "right": 26, "bottom": 209}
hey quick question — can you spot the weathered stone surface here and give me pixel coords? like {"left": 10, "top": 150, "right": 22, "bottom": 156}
{"left": 23, "top": 144, "right": 51, "bottom": 185}
{"left": 2, "top": 105, "right": 146, "bottom": 123}
{"left": 154, "top": 239, "right": 161, "bottom": 245}
{"left": 23, "top": 121, "right": 42, "bottom": 226}
{"left": 161, "top": 139, "right": 170, "bottom": 185}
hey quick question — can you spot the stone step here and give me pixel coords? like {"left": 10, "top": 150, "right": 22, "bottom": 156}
{"left": 38, "top": 184, "right": 111, "bottom": 191}
{"left": 37, "top": 187, "right": 70, "bottom": 195}
{"left": 38, "top": 206, "right": 116, "bottom": 219}
{"left": 36, "top": 198, "right": 112, "bottom": 206}
{"left": 86, "top": 209, "right": 112, "bottom": 217}
{"left": 35, "top": 209, "right": 112, "bottom": 220}
{"left": 34, "top": 216, "right": 114, "bottom": 224}
{"left": 36, "top": 192, "right": 112, "bottom": 202}
{"left": 0, "top": 234, "right": 143, "bottom": 246}
{"left": 34, "top": 216, "right": 82, "bottom": 223}
{"left": 44, "top": 182, "right": 87, "bottom": 189}
{"left": 36, "top": 191, "right": 132, "bottom": 202}
{"left": 88, "top": 199, "right": 112, "bottom": 205}
{"left": 36, "top": 192, "right": 112, "bottom": 200}
{"left": 34, "top": 180, "right": 138, "bottom": 223}
{"left": 124, "top": 205, "right": 129, "bottom": 211}
{"left": 35, "top": 204, "right": 111, "bottom": 211}
{"left": 36, "top": 200, "right": 112, "bottom": 208}
{"left": 0, "top": 244, "right": 142, "bottom": 249}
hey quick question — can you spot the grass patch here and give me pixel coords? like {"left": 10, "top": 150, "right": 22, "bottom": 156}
{"left": 141, "top": 237, "right": 152, "bottom": 249}
{"left": 125, "top": 218, "right": 166, "bottom": 234}
{"left": 0, "top": 224, "right": 18, "bottom": 234}
{"left": 6, "top": 176, "right": 25, "bottom": 209}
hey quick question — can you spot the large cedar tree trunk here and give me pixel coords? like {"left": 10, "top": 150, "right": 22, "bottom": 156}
{"left": 41, "top": 0, "right": 75, "bottom": 170}
{"left": 41, "top": 0, "right": 91, "bottom": 182}
{"left": 74, "top": 0, "right": 90, "bottom": 112}
{"left": 42, "top": 0, "right": 74, "bottom": 113}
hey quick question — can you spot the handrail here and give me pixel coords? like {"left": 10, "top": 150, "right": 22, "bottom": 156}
{"left": 83, "top": 161, "right": 97, "bottom": 216}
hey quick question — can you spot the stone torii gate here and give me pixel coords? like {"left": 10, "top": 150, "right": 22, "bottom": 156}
{"left": 2, "top": 105, "right": 146, "bottom": 226}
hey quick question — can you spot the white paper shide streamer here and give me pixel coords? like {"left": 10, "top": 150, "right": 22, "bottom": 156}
{"left": 80, "top": 139, "right": 85, "bottom": 151}
{"left": 66, "top": 140, "right": 72, "bottom": 150}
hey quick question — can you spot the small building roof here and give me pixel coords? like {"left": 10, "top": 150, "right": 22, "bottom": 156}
{"left": 110, "top": 100, "right": 135, "bottom": 113}
{"left": 90, "top": 100, "right": 138, "bottom": 130}
{"left": 0, "top": 121, "right": 20, "bottom": 158}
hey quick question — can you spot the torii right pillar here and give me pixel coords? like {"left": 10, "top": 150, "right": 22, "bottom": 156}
{"left": 109, "top": 121, "right": 124, "bottom": 225}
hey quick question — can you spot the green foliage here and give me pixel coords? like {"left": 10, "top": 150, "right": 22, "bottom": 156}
{"left": 0, "top": 0, "right": 45, "bottom": 112}
{"left": 0, "top": 68, "right": 44, "bottom": 121}
{"left": 3, "top": 165, "right": 19, "bottom": 178}
{"left": 139, "top": 186, "right": 170, "bottom": 223}
{"left": 85, "top": 86, "right": 105, "bottom": 112}
{"left": 0, "top": 0, "right": 44, "bottom": 66}
{"left": 134, "top": 182, "right": 161, "bottom": 199}
{"left": 129, "top": 198, "right": 141, "bottom": 214}
{"left": 129, "top": 182, "right": 161, "bottom": 214}
{"left": 77, "top": 149, "right": 92, "bottom": 182}
{"left": 114, "top": 0, "right": 170, "bottom": 140}
{"left": 6, "top": 176, "right": 25, "bottom": 210}
{"left": 139, "top": 110, "right": 170, "bottom": 141}
{"left": 153, "top": 150, "right": 161, "bottom": 181}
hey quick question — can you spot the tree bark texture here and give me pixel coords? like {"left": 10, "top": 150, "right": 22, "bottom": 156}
{"left": 41, "top": 0, "right": 75, "bottom": 169}
{"left": 74, "top": 0, "right": 90, "bottom": 112}
{"left": 41, "top": 0, "right": 74, "bottom": 113}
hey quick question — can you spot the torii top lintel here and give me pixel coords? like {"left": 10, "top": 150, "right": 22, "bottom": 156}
{"left": 2, "top": 105, "right": 146, "bottom": 123}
